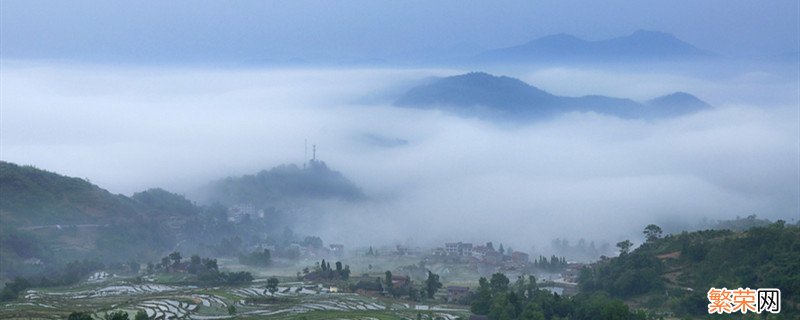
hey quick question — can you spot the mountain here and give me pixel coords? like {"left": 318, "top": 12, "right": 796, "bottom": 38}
{"left": 578, "top": 221, "right": 800, "bottom": 316}
{"left": 474, "top": 30, "right": 713, "bottom": 64}
{"left": 0, "top": 161, "right": 143, "bottom": 226}
{"left": 0, "top": 159, "right": 364, "bottom": 282}
{"left": 394, "top": 72, "right": 711, "bottom": 121}
{"left": 0, "top": 161, "right": 202, "bottom": 227}
{"left": 132, "top": 188, "right": 199, "bottom": 218}
{"left": 395, "top": 72, "right": 561, "bottom": 119}
{"left": 0, "top": 161, "right": 205, "bottom": 280}
{"left": 645, "top": 92, "right": 712, "bottom": 118}
{"left": 203, "top": 159, "right": 365, "bottom": 209}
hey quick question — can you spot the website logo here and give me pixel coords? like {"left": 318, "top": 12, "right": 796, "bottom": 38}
{"left": 707, "top": 287, "right": 780, "bottom": 314}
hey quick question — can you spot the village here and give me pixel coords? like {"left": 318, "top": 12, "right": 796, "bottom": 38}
{"left": 232, "top": 235, "right": 586, "bottom": 305}
{"left": 223, "top": 201, "right": 587, "bottom": 305}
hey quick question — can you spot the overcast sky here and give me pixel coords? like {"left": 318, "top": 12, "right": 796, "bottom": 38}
{"left": 0, "top": 1, "right": 798, "bottom": 247}
{"left": 1, "top": 65, "right": 797, "bottom": 247}
{"left": 1, "top": 0, "right": 798, "bottom": 63}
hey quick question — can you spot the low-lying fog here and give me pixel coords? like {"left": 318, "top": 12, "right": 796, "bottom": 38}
{"left": 1, "top": 62, "right": 798, "bottom": 250}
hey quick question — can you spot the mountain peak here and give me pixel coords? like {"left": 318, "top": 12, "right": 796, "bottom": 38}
{"left": 394, "top": 72, "right": 556, "bottom": 119}
{"left": 444, "top": 72, "right": 532, "bottom": 88}
{"left": 204, "top": 160, "right": 365, "bottom": 208}
{"left": 629, "top": 29, "right": 676, "bottom": 38}
{"left": 395, "top": 72, "right": 711, "bottom": 121}
{"left": 529, "top": 33, "right": 583, "bottom": 43}
{"left": 646, "top": 92, "right": 711, "bottom": 117}
{"left": 474, "top": 30, "right": 711, "bottom": 63}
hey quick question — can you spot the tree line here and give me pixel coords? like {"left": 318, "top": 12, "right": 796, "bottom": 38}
{"left": 471, "top": 272, "right": 653, "bottom": 320}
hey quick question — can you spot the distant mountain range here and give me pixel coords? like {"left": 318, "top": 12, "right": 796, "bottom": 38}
{"left": 394, "top": 72, "right": 711, "bottom": 121}
{"left": 473, "top": 30, "right": 714, "bottom": 64}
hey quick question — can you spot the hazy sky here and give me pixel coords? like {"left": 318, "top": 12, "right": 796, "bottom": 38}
{"left": 1, "top": 0, "right": 798, "bottom": 63}
{"left": 1, "top": 1, "right": 798, "bottom": 247}
{"left": 1, "top": 64, "right": 797, "bottom": 247}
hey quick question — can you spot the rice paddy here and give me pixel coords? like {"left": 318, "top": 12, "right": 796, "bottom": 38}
{"left": 1, "top": 277, "right": 469, "bottom": 319}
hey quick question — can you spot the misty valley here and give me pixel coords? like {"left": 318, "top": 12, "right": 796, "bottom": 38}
{"left": 1, "top": 3, "right": 799, "bottom": 319}
{"left": 1, "top": 154, "right": 798, "bottom": 319}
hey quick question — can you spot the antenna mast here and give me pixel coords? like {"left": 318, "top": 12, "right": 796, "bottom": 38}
{"left": 312, "top": 145, "right": 316, "bottom": 161}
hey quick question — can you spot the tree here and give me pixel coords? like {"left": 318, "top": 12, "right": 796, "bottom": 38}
{"left": 616, "top": 240, "right": 633, "bottom": 255}
{"left": 188, "top": 255, "right": 202, "bottom": 274}
{"left": 103, "top": 311, "right": 129, "bottom": 320}
{"left": 513, "top": 275, "right": 527, "bottom": 298}
{"left": 303, "top": 236, "right": 323, "bottom": 248}
{"left": 160, "top": 257, "right": 171, "bottom": 270}
{"left": 499, "top": 244, "right": 505, "bottom": 255}
{"left": 335, "top": 261, "right": 343, "bottom": 272}
{"left": 409, "top": 287, "right": 419, "bottom": 301}
{"left": 526, "top": 275, "right": 537, "bottom": 299}
{"left": 227, "top": 305, "right": 237, "bottom": 315}
{"left": 490, "top": 273, "right": 510, "bottom": 294}
{"left": 425, "top": 271, "right": 442, "bottom": 299}
{"left": 169, "top": 251, "right": 182, "bottom": 267}
{"left": 471, "top": 277, "right": 492, "bottom": 315}
{"left": 470, "top": 271, "right": 647, "bottom": 320}
{"left": 204, "top": 258, "right": 218, "bottom": 271}
{"left": 489, "top": 293, "right": 516, "bottom": 320}
{"left": 1, "top": 277, "right": 30, "bottom": 301}
{"left": 342, "top": 265, "right": 351, "bottom": 280}
{"left": 239, "top": 249, "right": 271, "bottom": 266}
{"left": 643, "top": 224, "right": 663, "bottom": 242}
{"left": 68, "top": 312, "right": 94, "bottom": 320}
{"left": 321, "top": 259, "right": 327, "bottom": 272}
{"left": 520, "top": 302, "right": 546, "bottom": 320}
{"left": 385, "top": 271, "right": 393, "bottom": 292}
{"left": 267, "top": 277, "right": 279, "bottom": 295}
{"left": 134, "top": 310, "right": 148, "bottom": 320}
{"left": 230, "top": 271, "right": 254, "bottom": 284}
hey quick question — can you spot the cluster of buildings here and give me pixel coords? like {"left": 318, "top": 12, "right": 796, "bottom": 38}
{"left": 248, "top": 243, "right": 345, "bottom": 259}
{"left": 291, "top": 243, "right": 345, "bottom": 258}
{"left": 430, "top": 241, "right": 531, "bottom": 270}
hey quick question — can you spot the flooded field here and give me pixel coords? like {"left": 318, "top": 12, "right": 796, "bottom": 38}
{"left": 1, "top": 277, "right": 469, "bottom": 319}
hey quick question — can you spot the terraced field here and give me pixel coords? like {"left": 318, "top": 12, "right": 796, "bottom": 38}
{"left": 1, "top": 278, "right": 469, "bottom": 319}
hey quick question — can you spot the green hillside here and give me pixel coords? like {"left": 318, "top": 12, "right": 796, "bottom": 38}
{"left": 578, "top": 222, "right": 800, "bottom": 317}
{"left": 204, "top": 159, "right": 365, "bottom": 208}
{"left": 0, "top": 161, "right": 202, "bottom": 282}
{"left": 0, "top": 161, "right": 141, "bottom": 226}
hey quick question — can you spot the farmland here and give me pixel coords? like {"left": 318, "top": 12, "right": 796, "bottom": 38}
{"left": 1, "top": 272, "right": 469, "bottom": 319}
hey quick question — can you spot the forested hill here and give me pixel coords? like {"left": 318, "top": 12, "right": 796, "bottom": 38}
{"left": 578, "top": 221, "right": 800, "bottom": 317}
{"left": 0, "top": 161, "right": 212, "bottom": 282}
{"left": 0, "top": 161, "right": 197, "bottom": 226}
{"left": 202, "top": 159, "right": 365, "bottom": 208}
{"left": 0, "top": 161, "right": 142, "bottom": 226}
{"left": 394, "top": 72, "right": 710, "bottom": 121}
